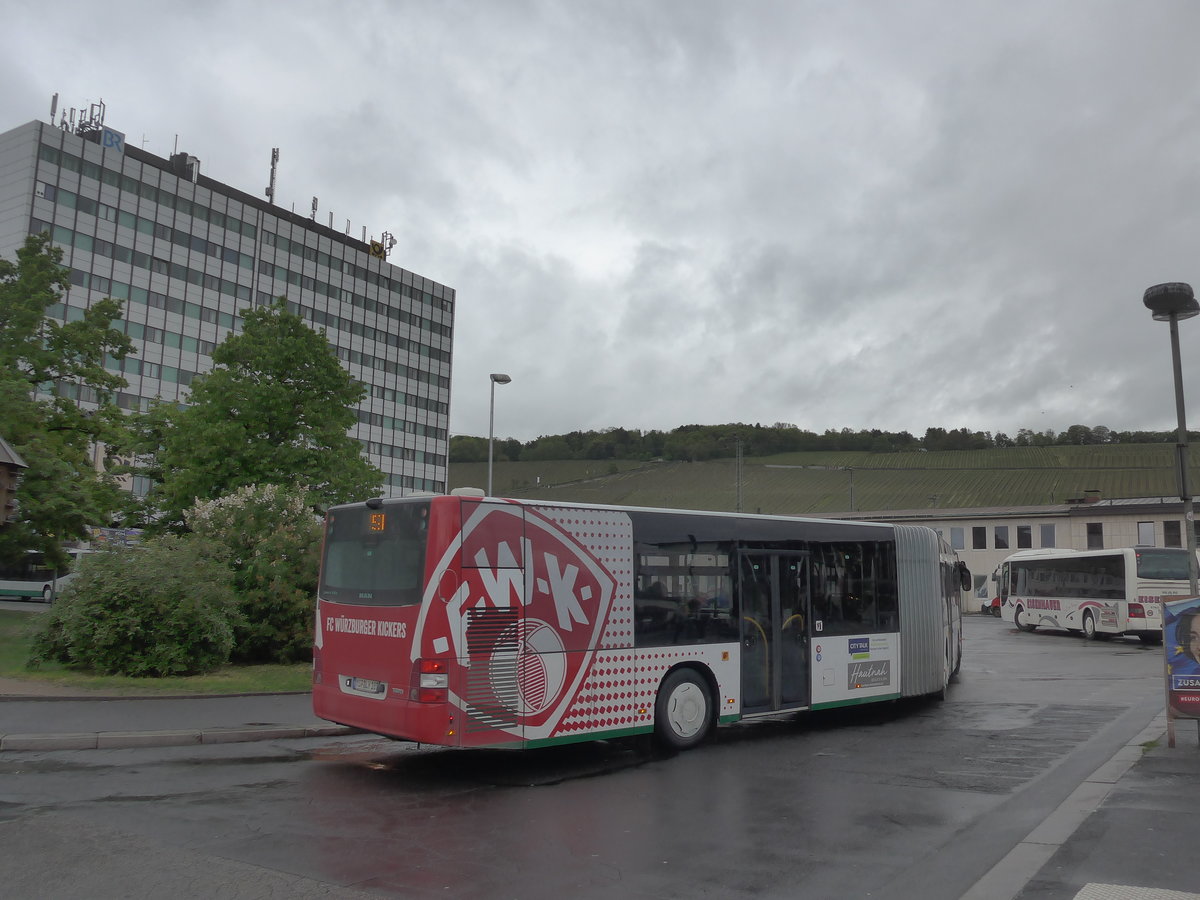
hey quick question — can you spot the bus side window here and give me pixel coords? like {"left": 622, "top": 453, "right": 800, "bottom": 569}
{"left": 633, "top": 540, "right": 735, "bottom": 647}
{"left": 814, "top": 541, "right": 895, "bottom": 635}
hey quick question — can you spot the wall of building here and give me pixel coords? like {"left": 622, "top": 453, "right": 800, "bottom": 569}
{"left": 0, "top": 124, "right": 37, "bottom": 267}
{"left": 0, "top": 119, "right": 454, "bottom": 497}
{"left": 874, "top": 500, "right": 1197, "bottom": 610}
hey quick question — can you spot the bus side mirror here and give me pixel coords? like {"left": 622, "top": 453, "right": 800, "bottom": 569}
{"left": 957, "top": 562, "right": 972, "bottom": 592}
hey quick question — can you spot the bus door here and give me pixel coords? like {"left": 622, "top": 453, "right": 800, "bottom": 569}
{"left": 738, "top": 550, "right": 811, "bottom": 713}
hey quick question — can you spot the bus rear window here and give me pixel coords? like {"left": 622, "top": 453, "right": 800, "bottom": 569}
{"left": 319, "top": 501, "right": 430, "bottom": 606}
{"left": 1135, "top": 548, "right": 1192, "bottom": 580}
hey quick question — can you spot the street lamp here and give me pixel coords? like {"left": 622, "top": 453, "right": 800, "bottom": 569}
{"left": 487, "top": 373, "right": 512, "bottom": 497}
{"left": 1143, "top": 282, "right": 1200, "bottom": 596}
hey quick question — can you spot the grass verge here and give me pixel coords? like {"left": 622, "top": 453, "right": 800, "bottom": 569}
{"left": 0, "top": 607, "right": 310, "bottom": 696}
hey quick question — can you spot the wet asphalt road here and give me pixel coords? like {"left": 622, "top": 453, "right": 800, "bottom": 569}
{"left": 0, "top": 617, "right": 1165, "bottom": 899}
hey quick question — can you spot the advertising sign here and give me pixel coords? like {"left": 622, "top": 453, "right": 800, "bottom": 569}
{"left": 810, "top": 633, "right": 899, "bottom": 708}
{"left": 1164, "top": 596, "right": 1200, "bottom": 721}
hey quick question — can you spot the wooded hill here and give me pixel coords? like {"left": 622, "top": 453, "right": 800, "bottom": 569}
{"left": 446, "top": 444, "right": 1196, "bottom": 515}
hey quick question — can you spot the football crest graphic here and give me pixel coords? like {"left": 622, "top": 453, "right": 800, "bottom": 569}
{"left": 489, "top": 619, "right": 567, "bottom": 715}
{"left": 414, "top": 500, "right": 624, "bottom": 740}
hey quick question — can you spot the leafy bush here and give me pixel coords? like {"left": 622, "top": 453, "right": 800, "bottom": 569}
{"left": 29, "top": 538, "right": 239, "bottom": 676}
{"left": 186, "top": 483, "right": 322, "bottom": 664}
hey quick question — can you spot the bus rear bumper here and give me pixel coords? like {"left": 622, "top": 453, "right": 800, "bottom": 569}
{"left": 312, "top": 681, "right": 455, "bottom": 746}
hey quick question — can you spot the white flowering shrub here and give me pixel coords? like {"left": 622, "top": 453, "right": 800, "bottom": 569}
{"left": 185, "top": 483, "right": 322, "bottom": 663}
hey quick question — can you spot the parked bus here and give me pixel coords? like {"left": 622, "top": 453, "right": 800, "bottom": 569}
{"left": 997, "top": 546, "right": 1193, "bottom": 643}
{"left": 312, "top": 494, "right": 970, "bottom": 751}
{"left": 0, "top": 548, "right": 87, "bottom": 602}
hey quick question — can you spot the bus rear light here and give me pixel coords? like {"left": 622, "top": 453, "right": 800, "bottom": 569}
{"left": 1129, "top": 603, "right": 1146, "bottom": 619}
{"left": 414, "top": 659, "right": 449, "bottom": 703}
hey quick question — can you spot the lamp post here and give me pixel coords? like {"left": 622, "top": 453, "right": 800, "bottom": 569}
{"left": 1144, "top": 283, "right": 1200, "bottom": 596}
{"left": 1144, "top": 283, "right": 1200, "bottom": 750}
{"left": 487, "top": 373, "right": 511, "bottom": 497}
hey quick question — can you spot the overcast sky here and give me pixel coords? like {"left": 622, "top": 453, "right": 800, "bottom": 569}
{"left": 5, "top": 1, "right": 1200, "bottom": 443}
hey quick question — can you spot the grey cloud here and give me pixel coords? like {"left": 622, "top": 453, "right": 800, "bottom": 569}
{"left": 7, "top": 0, "right": 1200, "bottom": 443}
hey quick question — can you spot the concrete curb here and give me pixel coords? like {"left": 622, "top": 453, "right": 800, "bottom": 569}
{"left": 0, "top": 689, "right": 313, "bottom": 702}
{"left": 959, "top": 714, "right": 1170, "bottom": 900}
{"left": 0, "top": 723, "right": 359, "bottom": 752}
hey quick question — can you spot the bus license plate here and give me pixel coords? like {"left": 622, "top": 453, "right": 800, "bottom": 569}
{"left": 350, "top": 676, "right": 385, "bottom": 695}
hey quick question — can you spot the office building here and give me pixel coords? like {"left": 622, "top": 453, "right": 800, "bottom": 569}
{"left": 0, "top": 113, "right": 453, "bottom": 497}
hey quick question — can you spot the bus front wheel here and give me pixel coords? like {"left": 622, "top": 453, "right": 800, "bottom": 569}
{"left": 1014, "top": 606, "right": 1037, "bottom": 633}
{"left": 655, "top": 668, "right": 713, "bottom": 752}
{"left": 1082, "top": 611, "right": 1099, "bottom": 641}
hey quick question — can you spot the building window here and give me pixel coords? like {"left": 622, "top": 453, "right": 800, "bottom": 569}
{"left": 994, "top": 526, "right": 1009, "bottom": 550}
{"left": 949, "top": 527, "right": 965, "bottom": 551}
{"left": 1040, "top": 524, "right": 1056, "bottom": 548}
{"left": 1086, "top": 523, "right": 1104, "bottom": 549}
{"left": 1017, "top": 525, "right": 1032, "bottom": 549}
{"left": 1165, "top": 520, "right": 1182, "bottom": 548}
{"left": 972, "top": 526, "right": 987, "bottom": 550}
{"left": 1137, "top": 521, "right": 1156, "bottom": 546}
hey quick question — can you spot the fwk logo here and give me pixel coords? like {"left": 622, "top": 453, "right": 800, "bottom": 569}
{"left": 848, "top": 637, "right": 870, "bottom": 659}
{"left": 412, "top": 502, "right": 618, "bottom": 740}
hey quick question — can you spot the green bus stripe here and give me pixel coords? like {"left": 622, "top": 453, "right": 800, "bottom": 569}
{"left": 810, "top": 693, "right": 901, "bottom": 711}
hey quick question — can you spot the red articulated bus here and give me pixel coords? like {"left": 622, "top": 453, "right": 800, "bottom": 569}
{"left": 312, "top": 493, "right": 968, "bottom": 751}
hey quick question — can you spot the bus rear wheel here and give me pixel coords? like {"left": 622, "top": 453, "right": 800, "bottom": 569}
{"left": 1082, "top": 611, "right": 1099, "bottom": 641}
{"left": 1014, "top": 606, "right": 1037, "bottom": 632}
{"left": 655, "top": 668, "right": 713, "bottom": 752}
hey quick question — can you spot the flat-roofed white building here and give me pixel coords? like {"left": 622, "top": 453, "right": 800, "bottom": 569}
{"left": 832, "top": 494, "right": 1198, "bottom": 607}
{"left": 0, "top": 116, "right": 452, "bottom": 497}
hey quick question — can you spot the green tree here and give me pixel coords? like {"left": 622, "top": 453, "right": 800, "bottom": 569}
{"left": 1059, "top": 424, "right": 1096, "bottom": 445}
{"left": 0, "top": 233, "right": 133, "bottom": 568}
{"left": 524, "top": 435, "right": 573, "bottom": 461}
{"left": 139, "top": 299, "right": 383, "bottom": 530}
{"left": 498, "top": 437, "right": 522, "bottom": 462}
{"left": 449, "top": 434, "right": 488, "bottom": 463}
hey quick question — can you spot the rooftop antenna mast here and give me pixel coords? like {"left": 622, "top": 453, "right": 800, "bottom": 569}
{"left": 75, "top": 100, "right": 105, "bottom": 139}
{"left": 265, "top": 148, "right": 279, "bottom": 205}
{"left": 52, "top": 95, "right": 107, "bottom": 138}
